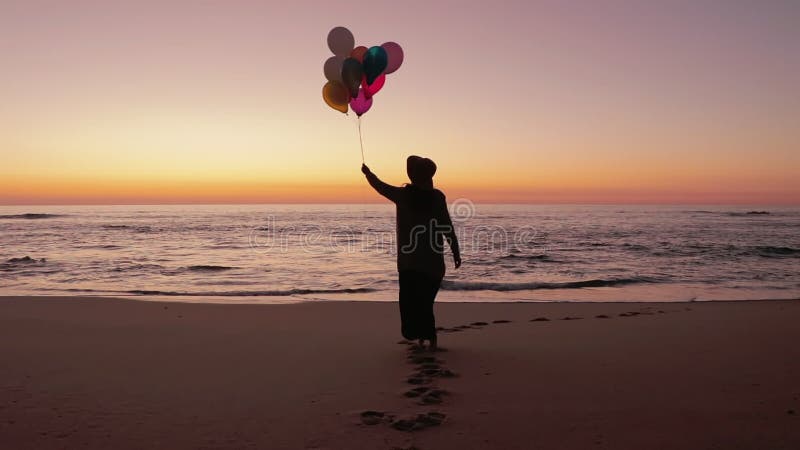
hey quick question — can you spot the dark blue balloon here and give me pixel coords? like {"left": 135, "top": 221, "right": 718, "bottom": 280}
{"left": 363, "top": 46, "right": 388, "bottom": 85}
{"left": 341, "top": 58, "right": 364, "bottom": 98}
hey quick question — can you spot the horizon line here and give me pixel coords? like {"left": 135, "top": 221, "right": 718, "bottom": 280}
{"left": 1, "top": 201, "right": 798, "bottom": 207}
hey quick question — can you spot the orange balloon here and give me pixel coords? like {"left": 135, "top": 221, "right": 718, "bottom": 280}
{"left": 323, "top": 81, "right": 349, "bottom": 114}
{"left": 350, "top": 46, "right": 368, "bottom": 63}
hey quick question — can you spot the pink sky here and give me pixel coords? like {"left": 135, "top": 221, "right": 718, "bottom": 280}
{"left": 0, "top": 0, "right": 798, "bottom": 204}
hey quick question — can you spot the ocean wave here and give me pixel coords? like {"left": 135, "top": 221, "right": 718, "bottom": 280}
{"left": 192, "top": 280, "right": 262, "bottom": 286}
{"left": 110, "top": 263, "right": 165, "bottom": 272}
{"left": 441, "top": 277, "right": 654, "bottom": 292}
{"left": 4, "top": 256, "right": 46, "bottom": 264}
{"left": 79, "top": 244, "right": 125, "bottom": 250}
{"left": 0, "top": 256, "right": 52, "bottom": 274}
{"left": 754, "top": 246, "right": 800, "bottom": 257}
{"left": 109, "top": 264, "right": 237, "bottom": 274}
{"left": 662, "top": 244, "right": 800, "bottom": 259}
{"left": 622, "top": 243, "right": 650, "bottom": 251}
{"left": 0, "top": 213, "right": 65, "bottom": 219}
{"left": 500, "top": 253, "right": 556, "bottom": 262}
{"left": 124, "top": 287, "right": 377, "bottom": 296}
{"left": 728, "top": 211, "right": 771, "bottom": 217}
{"left": 186, "top": 265, "right": 238, "bottom": 272}
{"left": 101, "top": 224, "right": 154, "bottom": 233}
{"left": 202, "top": 245, "right": 250, "bottom": 250}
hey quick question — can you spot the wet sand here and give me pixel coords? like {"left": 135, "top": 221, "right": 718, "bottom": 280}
{"left": 1, "top": 296, "right": 799, "bottom": 450}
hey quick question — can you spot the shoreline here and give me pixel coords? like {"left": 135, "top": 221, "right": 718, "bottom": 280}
{"left": 2, "top": 294, "right": 799, "bottom": 305}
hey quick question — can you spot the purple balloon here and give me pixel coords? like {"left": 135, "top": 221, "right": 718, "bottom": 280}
{"left": 350, "top": 88, "right": 373, "bottom": 116}
{"left": 381, "top": 42, "right": 404, "bottom": 74}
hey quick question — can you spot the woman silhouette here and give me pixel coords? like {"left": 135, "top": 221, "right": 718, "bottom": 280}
{"left": 362, "top": 156, "right": 461, "bottom": 350}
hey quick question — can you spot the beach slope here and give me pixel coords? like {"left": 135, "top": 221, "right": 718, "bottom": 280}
{"left": 1, "top": 297, "right": 799, "bottom": 449}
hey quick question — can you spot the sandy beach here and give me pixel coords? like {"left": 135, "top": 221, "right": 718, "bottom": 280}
{"left": 1, "top": 297, "right": 799, "bottom": 450}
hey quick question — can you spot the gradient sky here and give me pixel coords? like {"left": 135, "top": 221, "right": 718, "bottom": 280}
{"left": 1, "top": 0, "right": 798, "bottom": 204}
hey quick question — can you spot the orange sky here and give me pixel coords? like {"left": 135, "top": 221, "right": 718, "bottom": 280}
{"left": 1, "top": 1, "right": 798, "bottom": 205}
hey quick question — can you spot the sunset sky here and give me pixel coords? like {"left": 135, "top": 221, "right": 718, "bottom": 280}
{"left": 1, "top": 0, "right": 798, "bottom": 204}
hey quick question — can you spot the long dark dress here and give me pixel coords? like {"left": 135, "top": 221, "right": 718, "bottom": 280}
{"left": 365, "top": 172, "right": 460, "bottom": 340}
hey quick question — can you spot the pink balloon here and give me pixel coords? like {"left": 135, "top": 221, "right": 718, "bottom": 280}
{"left": 361, "top": 73, "right": 385, "bottom": 99}
{"left": 350, "top": 88, "right": 373, "bottom": 116}
{"left": 381, "top": 42, "right": 404, "bottom": 74}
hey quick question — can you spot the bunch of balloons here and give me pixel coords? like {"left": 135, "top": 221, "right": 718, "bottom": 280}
{"left": 322, "top": 27, "right": 404, "bottom": 117}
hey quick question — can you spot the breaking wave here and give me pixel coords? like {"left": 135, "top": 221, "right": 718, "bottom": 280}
{"left": 441, "top": 277, "right": 655, "bottom": 292}
{"left": 0, "top": 213, "right": 65, "bottom": 219}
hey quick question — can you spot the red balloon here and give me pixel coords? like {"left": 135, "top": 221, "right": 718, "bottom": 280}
{"left": 350, "top": 46, "right": 368, "bottom": 63}
{"left": 361, "top": 74, "right": 386, "bottom": 99}
{"left": 381, "top": 42, "right": 404, "bottom": 74}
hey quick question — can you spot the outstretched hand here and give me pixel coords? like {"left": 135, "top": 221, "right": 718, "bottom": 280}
{"left": 361, "top": 164, "right": 371, "bottom": 175}
{"left": 454, "top": 255, "right": 462, "bottom": 269}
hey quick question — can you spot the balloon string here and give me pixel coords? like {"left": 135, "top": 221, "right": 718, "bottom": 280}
{"left": 357, "top": 116, "right": 365, "bottom": 164}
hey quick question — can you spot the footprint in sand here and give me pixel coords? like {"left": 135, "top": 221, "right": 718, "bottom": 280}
{"left": 415, "top": 411, "right": 446, "bottom": 427}
{"left": 360, "top": 410, "right": 389, "bottom": 426}
{"left": 418, "top": 362, "right": 441, "bottom": 370}
{"left": 408, "top": 344, "right": 437, "bottom": 353}
{"left": 390, "top": 412, "right": 446, "bottom": 431}
{"left": 419, "top": 367, "right": 441, "bottom": 376}
{"left": 403, "top": 386, "right": 431, "bottom": 398}
{"left": 360, "top": 339, "right": 455, "bottom": 434}
{"left": 408, "top": 355, "right": 438, "bottom": 364}
{"left": 418, "top": 389, "right": 448, "bottom": 405}
{"left": 406, "top": 376, "right": 431, "bottom": 385}
{"left": 437, "top": 369, "right": 457, "bottom": 378}
{"left": 410, "top": 366, "right": 457, "bottom": 381}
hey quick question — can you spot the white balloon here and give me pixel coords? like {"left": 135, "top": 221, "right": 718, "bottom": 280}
{"left": 327, "top": 27, "right": 355, "bottom": 57}
{"left": 324, "top": 56, "right": 344, "bottom": 83}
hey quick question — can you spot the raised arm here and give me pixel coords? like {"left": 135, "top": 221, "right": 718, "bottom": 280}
{"left": 361, "top": 164, "right": 402, "bottom": 203}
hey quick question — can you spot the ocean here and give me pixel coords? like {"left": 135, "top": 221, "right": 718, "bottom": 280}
{"left": 1, "top": 204, "right": 798, "bottom": 303}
